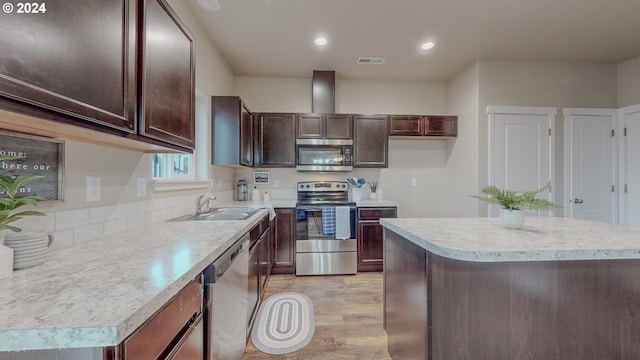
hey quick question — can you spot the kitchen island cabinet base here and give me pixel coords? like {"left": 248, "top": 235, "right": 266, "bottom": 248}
{"left": 384, "top": 228, "right": 640, "bottom": 360}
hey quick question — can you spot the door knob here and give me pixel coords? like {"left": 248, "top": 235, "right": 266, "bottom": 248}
{"left": 574, "top": 198, "right": 584, "bottom": 204}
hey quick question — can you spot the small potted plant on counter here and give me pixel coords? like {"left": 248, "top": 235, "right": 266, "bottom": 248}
{"left": 0, "top": 155, "right": 46, "bottom": 279}
{"left": 369, "top": 181, "right": 379, "bottom": 201}
{"left": 470, "top": 182, "right": 558, "bottom": 229}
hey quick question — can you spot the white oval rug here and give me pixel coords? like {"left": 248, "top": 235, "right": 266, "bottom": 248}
{"left": 251, "top": 292, "right": 315, "bottom": 355}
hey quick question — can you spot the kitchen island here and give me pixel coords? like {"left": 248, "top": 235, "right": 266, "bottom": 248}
{"left": 380, "top": 217, "right": 640, "bottom": 360}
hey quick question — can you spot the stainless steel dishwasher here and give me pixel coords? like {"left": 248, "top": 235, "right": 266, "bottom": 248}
{"left": 203, "top": 234, "right": 249, "bottom": 360}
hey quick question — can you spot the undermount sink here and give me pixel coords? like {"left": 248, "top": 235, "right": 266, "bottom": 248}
{"left": 170, "top": 207, "right": 261, "bottom": 222}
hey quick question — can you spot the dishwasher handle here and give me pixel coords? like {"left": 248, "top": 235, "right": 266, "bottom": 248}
{"left": 230, "top": 245, "right": 242, "bottom": 262}
{"left": 203, "top": 235, "right": 248, "bottom": 284}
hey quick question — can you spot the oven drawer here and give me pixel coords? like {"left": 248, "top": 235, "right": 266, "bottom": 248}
{"left": 296, "top": 251, "right": 357, "bottom": 275}
{"left": 296, "top": 239, "right": 356, "bottom": 252}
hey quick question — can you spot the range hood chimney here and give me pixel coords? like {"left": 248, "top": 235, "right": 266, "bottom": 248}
{"left": 312, "top": 70, "right": 335, "bottom": 113}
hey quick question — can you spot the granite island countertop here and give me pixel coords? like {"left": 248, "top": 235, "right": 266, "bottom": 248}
{"left": 0, "top": 209, "right": 270, "bottom": 352}
{"left": 380, "top": 217, "right": 640, "bottom": 262}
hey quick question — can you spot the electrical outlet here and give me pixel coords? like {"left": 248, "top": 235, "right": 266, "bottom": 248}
{"left": 86, "top": 176, "right": 101, "bottom": 202}
{"left": 411, "top": 178, "right": 417, "bottom": 187}
{"left": 274, "top": 179, "right": 280, "bottom": 188}
{"left": 137, "top": 178, "right": 146, "bottom": 197}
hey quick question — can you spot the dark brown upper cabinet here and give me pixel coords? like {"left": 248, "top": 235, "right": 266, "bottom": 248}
{"left": 0, "top": 0, "right": 196, "bottom": 152}
{"left": 390, "top": 115, "right": 457, "bottom": 137}
{"left": 354, "top": 115, "right": 389, "bottom": 167}
{"left": 255, "top": 113, "right": 296, "bottom": 167}
{"left": 212, "top": 96, "right": 253, "bottom": 167}
{"left": 297, "top": 113, "right": 353, "bottom": 139}
{"left": 0, "top": 0, "right": 137, "bottom": 132}
{"left": 138, "top": 0, "right": 195, "bottom": 150}
{"left": 425, "top": 116, "right": 457, "bottom": 136}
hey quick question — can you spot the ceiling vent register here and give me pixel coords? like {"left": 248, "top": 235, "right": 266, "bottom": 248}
{"left": 356, "top": 57, "right": 386, "bottom": 65}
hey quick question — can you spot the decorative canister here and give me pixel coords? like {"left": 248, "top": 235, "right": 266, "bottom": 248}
{"left": 237, "top": 179, "right": 248, "bottom": 201}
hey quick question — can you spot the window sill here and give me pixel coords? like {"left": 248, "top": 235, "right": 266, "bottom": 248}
{"left": 152, "top": 179, "right": 210, "bottom": 192}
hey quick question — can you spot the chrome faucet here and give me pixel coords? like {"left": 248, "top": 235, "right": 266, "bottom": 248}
{"left": 195, "top": 193, "right": 217, "bottom": 215}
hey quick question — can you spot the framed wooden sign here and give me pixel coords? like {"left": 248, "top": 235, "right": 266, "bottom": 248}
{"left": 0, "top": 131, "right": 64, "bottom": 201}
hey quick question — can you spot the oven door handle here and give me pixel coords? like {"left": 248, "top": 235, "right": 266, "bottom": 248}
{"left": 296, "top": 206, "right": 323, "bottom": 212}
{"left": 296, "top": 206, "right": 355, "bottom": 211}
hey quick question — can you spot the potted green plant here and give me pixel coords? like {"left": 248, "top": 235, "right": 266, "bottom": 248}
{"left": 0, "top": 155, "right": 46, "bottom": 279}
{"left": 470, "top": 182, "right": 558, "bottom": 229}
{"left": 369, "top": 181, "right": 379, "bottom": 201}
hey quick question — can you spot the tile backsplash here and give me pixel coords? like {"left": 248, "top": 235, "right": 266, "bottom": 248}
{"left": 11, "top": 190, "right": 235, "bottom": 252}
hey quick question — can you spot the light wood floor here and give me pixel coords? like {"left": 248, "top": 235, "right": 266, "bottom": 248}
{"left": 242, "top": 272, "right": 391, "bottom": 360}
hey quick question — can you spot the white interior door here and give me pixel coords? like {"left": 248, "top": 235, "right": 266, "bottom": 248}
{"left": 620, "top": 104, "right": 640, "bottom": 227}
{"left": 564, "top": 108, "right": 617, "bottom": 223}
{"left": 487, "top": 106, "right": 555, "bottom": 217}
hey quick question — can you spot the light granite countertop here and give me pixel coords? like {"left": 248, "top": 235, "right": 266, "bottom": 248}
{"left": 380, "top": 217, "right": 640, "bottom": 262}
{"left": 0, "top": 209, "right": 270, "bottom": 352}
{"left": 0, "top": 199, "right": 399, "bottom": 353}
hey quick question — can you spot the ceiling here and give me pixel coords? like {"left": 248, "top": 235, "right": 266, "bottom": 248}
{"left": 184, "top": 0, "right": 640, "bottom": 82}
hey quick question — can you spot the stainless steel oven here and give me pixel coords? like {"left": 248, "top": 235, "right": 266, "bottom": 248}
{"left": 296, "top": 139, "right": 353, "bottom": 172}
{"left": 295, "top": 181, "right": 357, "bottom": 275}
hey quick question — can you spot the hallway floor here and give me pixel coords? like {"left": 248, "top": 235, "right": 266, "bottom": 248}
{"left": 242, "top": 272, "right": 391, "bottom": 359}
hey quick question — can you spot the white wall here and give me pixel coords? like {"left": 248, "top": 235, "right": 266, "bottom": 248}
{"left": 236, "top": 77, "right": 311, "bottom": 113}
{"left": 444, "top": 62, "right": 480, "bottom": 217}
{"left": 618, "top": 56, "right": 640, "bottom": 108}
{"left": 476, "top": 60, "right": 618, "bottom": 216}
{"left": 336, "top": 80, "right": 447, "bottom": 115}
{"left": 234, "top": 76, "right": 450, "bottom": 217}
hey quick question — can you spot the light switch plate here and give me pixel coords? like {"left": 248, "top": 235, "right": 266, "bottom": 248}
{"left": 411, "top": 178, "right": 417, "bottom": 187}
{"left": 137, "top": 178, "right": 146, "bottom": 197}
{"left": 86, "top": 176, "right": 101, "bottom": 202}
{"left": 274, "top": 179, "right": 280, "bottom": 188}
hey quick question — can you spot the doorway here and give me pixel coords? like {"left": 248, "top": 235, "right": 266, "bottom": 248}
{"left": 563, "top": 108, "right": 617, "bottom": 223}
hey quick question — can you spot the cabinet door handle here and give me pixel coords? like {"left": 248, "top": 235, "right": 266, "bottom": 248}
{"left": 574, "top": 198, "right": 584, "bottom": 204}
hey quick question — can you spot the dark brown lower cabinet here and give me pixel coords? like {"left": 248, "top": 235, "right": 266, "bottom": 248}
{"left": 122, "top": 278, "right": 203, "bottom": 359}
{"left": 357, "top": 207, "right": 396, "bottom": 272}
{"left": 384, "top": 228, "right": 640, "bottom": 360}
{"left": 272, "top": 208, "right": 296, "bottom": 274}
{"left": 167, "top": 314, "right": 204, "bottom": 360}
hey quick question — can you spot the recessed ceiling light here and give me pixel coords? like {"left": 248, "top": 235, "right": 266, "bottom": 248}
{"left": 420, "top": 41, "right": 435, "bottom": 50}
{"left": 315, "top": 37, "right": 328, "bottom": 46}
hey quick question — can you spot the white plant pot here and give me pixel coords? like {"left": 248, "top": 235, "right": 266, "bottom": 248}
{"left": 0, "top": 230, "right": 14, "bottom": 280}
{"left": 351, "top": 188, "right": 362, "bottom": 201}
{"left": 499, "top": 209, "right": 525, "bottom": 229}
{"left": 369, "top": 192, "right": 378, "bottom": 201}
{"left": 4, "top": 231, "right": 50, "bottom": 270}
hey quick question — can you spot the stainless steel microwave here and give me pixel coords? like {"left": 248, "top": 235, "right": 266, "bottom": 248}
{"left": 296, "top": 139, "right": 353, "bottom": 172}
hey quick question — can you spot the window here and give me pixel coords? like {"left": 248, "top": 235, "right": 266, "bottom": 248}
{"left": 152, "top": 153, "right": 194, "bottom": 180}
